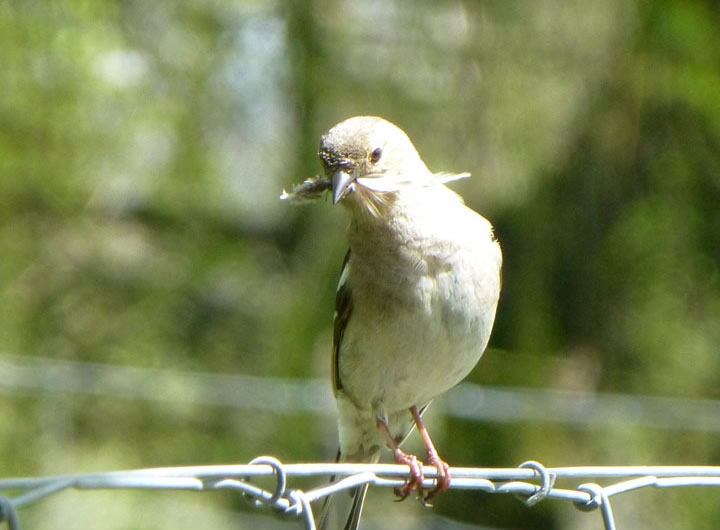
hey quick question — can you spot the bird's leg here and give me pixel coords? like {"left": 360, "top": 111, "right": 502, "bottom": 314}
{"left": 376, "top": 417, "right": 424, "bottom": 501}
{"left": 410, "top": 405, "right": 451, "bottom": 502}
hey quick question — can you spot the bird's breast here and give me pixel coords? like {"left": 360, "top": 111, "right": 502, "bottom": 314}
{"left": 339, "top": 207, "right": 501, "bottom": 411}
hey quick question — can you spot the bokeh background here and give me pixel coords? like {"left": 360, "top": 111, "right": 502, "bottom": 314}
{"left": 2, "top": 0, "right": 720, "bottom": 528}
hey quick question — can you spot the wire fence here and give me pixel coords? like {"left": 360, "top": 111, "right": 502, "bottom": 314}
{"left": 3, "top": 353, "right": 720, "bottom": 431}
{"left": 4, "top": 354, "right": 720, "bottom": 528}
{"left": 3, "top": 457, "right": 720, "bottom": 530}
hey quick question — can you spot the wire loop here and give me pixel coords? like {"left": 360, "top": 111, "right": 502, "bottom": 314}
{"left": 575, "top": 483, "right": 616, "bottom": 530}
{"left": 243, "top": 456, "right": 316, "bottom": 528}
{"left": 285, "top": 489, "right": 316, "bottom": 530}
{"left": 575, "top": 482, "right": 604, "bottom": 511}
{"left": 246, "top": 456, "right": 287, "bottom": 508}
{"left": 519, "top": 460, "right": 556, "bottom": 507}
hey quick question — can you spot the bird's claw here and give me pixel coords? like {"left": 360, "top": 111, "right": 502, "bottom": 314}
{"left": 390, "top": 446, "right": 452, "bottom": 504}
{"left": 393, "top": 451, "right": 425, "bottom": 501}
{"left": 423, "top": 454, "right": 451, "bottom": 502}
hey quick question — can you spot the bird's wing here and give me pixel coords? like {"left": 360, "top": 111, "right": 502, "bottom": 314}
{"left": 332, "top": 248, "right": 353, "bottom": 395}
{"left": 324, "top": 248, "right": 367, "bottom": 529}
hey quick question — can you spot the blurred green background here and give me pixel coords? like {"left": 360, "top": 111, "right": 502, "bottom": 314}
{"left": 1, "top": 0, "right": 720, "bottom": 528}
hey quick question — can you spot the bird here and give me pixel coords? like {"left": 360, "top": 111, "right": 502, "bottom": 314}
{"left": 315, "top": 116, "right": 502, "bottom": 529}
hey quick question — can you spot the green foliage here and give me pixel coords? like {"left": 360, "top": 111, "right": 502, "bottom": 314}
{"left": 1, "top": 0, "right": 720, "bottom": 528}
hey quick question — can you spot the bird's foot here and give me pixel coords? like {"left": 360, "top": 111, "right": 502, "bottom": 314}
{"left": 392, "top": 449, "right": 425, "bottom": 501}
{"left": 408, "top": 405, "right": 452, "bottom": 504}
{"left": 422, "top": 452, "right": 451, "bottom": 503}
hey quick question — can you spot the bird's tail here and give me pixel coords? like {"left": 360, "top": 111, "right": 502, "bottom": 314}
{"left": 317, "top": 449, "right": 380, "bottom": 530}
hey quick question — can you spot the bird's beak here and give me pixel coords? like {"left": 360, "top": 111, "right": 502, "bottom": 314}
{"left": 332, "top": 170, "right": 355, "bottom": 204}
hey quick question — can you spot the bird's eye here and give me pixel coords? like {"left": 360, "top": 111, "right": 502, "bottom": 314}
{"left": 369, "top": 147, "right": 382, "bottom": 164}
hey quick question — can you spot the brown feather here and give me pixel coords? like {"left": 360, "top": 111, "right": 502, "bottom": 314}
{"left": 332, "top": 249, "right": 353, "bottom": 394}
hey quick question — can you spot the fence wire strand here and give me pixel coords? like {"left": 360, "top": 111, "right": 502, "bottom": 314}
{"left": 3, "top": 458, "right": 720, "bottom": 529}
{"left": 4, "top": 353, "right": 720, "bottom": 432}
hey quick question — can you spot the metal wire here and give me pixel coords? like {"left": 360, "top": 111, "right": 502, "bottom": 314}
{"left": 4, "top": 353, "right": 720, "bottom": 431}
{"left": 3, "top": 459, "right": 720, "bottom": 530}
{"left": 3, "top": 354, "right": 720, "bottom": 527}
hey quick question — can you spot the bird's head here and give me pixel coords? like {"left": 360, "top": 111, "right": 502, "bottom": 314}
{"left": 319, "top": 116, "right": 430, "bottom": 209}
